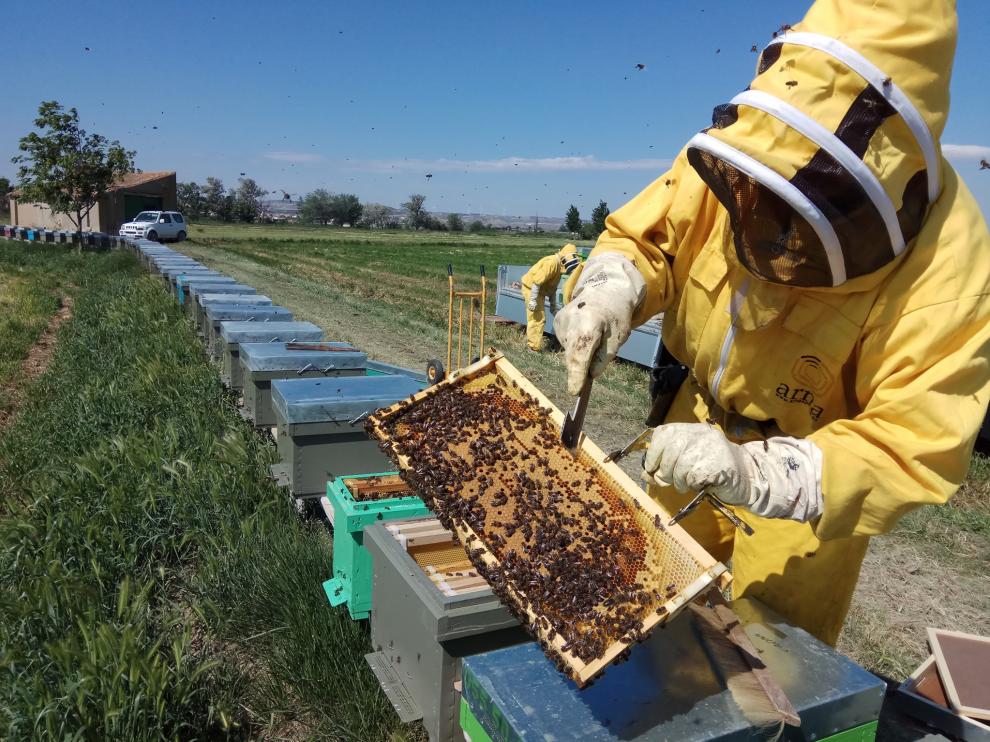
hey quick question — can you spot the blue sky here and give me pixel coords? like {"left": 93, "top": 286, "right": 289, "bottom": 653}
{"left": 3, "top": 0, "right": 989, "bottom": 221}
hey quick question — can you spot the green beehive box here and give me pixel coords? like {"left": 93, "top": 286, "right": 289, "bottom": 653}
{"left": 322, "top": 472, "right": 430, "bottom": 620}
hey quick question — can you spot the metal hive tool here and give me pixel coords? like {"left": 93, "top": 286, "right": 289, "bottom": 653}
{"left": 367, "top": 352, "right": 729, "bottom": 687}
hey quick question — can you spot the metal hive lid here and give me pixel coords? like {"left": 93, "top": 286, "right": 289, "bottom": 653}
{"left": 240, "top": 341, "right": 365, "bottom": 372}
{"left": 180, "top": 276, "right": 238, "bottom": 287}
{"left": 161, "top": 267, "right": 216, "bottom": 278}
{"left": 204, "top": 305, "right": 293, "bottom": 322}
{"left": 155, "top": 259, "right": 203, "bottom": 266}
{"left": 198, "top": 294, "right": 272, "bottom": 306}
{"left": 219, "top": 321, "right": 323, "bottom": 343}
{"left": 272, "top": 374, "right": 423, "bottom": 424}
{"left": 188, "top": 283, "right": 255, "bottom": 299}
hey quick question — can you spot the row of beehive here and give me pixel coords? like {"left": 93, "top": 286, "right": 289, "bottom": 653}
{"left": 126, "top": 237, "right": 513, "bottom": 742}
{"left": 1, "top": 224, "right": 122, "bottom": 250}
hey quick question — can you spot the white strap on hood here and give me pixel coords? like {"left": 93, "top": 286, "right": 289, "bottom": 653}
{"left": 768, "top": 31, "right": 940, "bottom": 203}
{"left": 688, "top": 132, "right": 846, "bottom": 286}
{"left": 730, "top": 89, "right": 906, "bottom": 255}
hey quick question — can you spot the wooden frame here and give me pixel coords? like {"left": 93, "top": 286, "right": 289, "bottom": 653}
{"left": 386, "top": 518, "right": 490, "bottom": 597}
{"left": 928, "top": 628, "right": 990, "bottom": 721}
{"left": 368, "top": 352, "right": 730, "bottom": 686}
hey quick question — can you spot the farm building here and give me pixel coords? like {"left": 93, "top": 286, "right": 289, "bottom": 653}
{"left": 8, "top": 171, "right": 177, "bottom": 233}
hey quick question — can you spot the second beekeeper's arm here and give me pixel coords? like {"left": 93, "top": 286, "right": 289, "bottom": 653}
{"left": 554, "top": 155, "right": 701, "bottom": 395}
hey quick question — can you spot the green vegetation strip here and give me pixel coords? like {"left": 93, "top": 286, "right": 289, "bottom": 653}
{"left": 0, "top": 246, "right": 75, "bottom": 416}
{"left": 0, "top": 245, "right": 414, "bottom": 740}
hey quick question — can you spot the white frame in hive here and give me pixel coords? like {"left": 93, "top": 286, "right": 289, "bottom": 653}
{"left": 369, "top": 351, "right": 731, "bottom": 687}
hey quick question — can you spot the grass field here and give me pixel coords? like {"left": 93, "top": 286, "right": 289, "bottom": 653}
{"left": 0, "top": 227, "right": 987, "bottom": 740}
{"left": 0, "top": 242, "right": 422, "bottom": 739}
{"left": 0, "top": 246, "right": 79, "bottom": 422}
{"left": 182, "top": 222, "right": 990, "bottom": 683}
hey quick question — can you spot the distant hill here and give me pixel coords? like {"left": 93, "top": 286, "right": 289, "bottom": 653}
{"left": 263, "top": 200, "right": 567, "bottom": 231}
{"left": 386, "top": 206, "right": 565, "bottom": 231}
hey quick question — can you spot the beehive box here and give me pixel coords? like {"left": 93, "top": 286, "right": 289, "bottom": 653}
{"left": 239, "top": 341, "right": 366, "bottom": 427}
{"left": 174, "top": 275, "right": 238, "bottom": 304}
{"left": 196, "top": 294, "right": 273, "bottom": 337}
{"left": 219, "top": 323, "right": 324, "bottom": 390}
{"left": 165, "top": 268, "right": 217, "bottom": 292}
{"left": 368, "top": 352, "right": 729, "bottom": 687}
{"left": 182, "top": 278, "right": 250, "bottom": 308}
{"left": 364, "top": 518, "right": 526, "bottom": 742}
{"left": 159, "top": 263, "right": 214, "bottom": 284}
{"left": 203, "top": 304, "right": 294, "bottom": 352}
{"left": 271, "top": 374, "right": 424, "bottom": 499}
{"left": 321, "top": 473, "right": 431, "bottom": 620}
{"left": 460, "top": 597, "right": 885, "bottom": 742}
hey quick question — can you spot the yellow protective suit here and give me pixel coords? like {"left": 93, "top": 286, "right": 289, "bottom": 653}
{"left": 593, "top": 0, "right": 990, "bottom": 644}
{"left": 522, "top": 244, "right": 578, "bottom": 351}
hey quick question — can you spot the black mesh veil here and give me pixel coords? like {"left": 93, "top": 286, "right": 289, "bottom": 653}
{"left": 687, "top": 147, "right": 836, "bottom": 287}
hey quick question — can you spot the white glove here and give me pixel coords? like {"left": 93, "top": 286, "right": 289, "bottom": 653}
{"left": 643, "top": 423, "right": 824, "bottom": 522}
{"left": 527, "top": 285, "right": 540, "bottom": 312}
{"left": 553, "top": 253, "right": 645, "bottom": 395}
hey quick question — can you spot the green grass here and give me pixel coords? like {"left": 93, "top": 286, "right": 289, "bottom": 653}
{"left": 0, "top": 243, "right": 419, "bottom": 740}
{"left": 0, "top": 246, "right": 82, "bottom": 416}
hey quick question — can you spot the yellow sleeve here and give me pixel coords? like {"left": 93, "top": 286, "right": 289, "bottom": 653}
{"left": 588, "top": 152, "right": 695, "bottom": 326}
{"left": 521, "top": 256, "right": 555, "bottom": 288}
{"left": 809, "top": 297, "right": 990, "bottom": 540}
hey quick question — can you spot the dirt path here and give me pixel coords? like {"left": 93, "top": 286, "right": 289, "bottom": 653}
{"left": 0, "top": 296, "right": 73, "bottom": 430}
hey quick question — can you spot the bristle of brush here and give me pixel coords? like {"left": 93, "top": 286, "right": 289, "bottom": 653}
{"left": 690, "top": 604, "right": 789, "bottom": 738}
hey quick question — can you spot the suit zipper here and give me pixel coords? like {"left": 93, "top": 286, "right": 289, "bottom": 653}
{"left": 711, "top": 280, "right": 749, "bottom": 406}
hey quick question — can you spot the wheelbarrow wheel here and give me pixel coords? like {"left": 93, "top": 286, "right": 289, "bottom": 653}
{"left": 426, "top": 359, "right": 446, "bottom": 386}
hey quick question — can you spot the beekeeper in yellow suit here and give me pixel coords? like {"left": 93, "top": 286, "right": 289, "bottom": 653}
{"left": 555, "top": 0, "right": 990, "bottom": 645}
{"left": 521, "top": 244, "right": 581, "bottom": 352}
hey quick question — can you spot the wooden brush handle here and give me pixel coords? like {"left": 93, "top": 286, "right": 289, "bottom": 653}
{"left": 707, "top": 591, "right": 801, "bottom": 727}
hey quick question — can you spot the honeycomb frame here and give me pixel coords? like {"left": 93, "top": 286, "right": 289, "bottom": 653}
{"left": 368, "top": 352, "right": 730, "bottom": 686}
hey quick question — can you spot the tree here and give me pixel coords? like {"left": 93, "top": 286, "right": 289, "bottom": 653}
{"left": 402, "top": 193, "right": 429, "bottom": 229}
{"left": 299, "top": 189, "right": 335, "bottom": 225}
{"left": 360, "top": 203, "right": 395, "bottom": 229}
{"left": 564, "top": 204, "right": 581, "bottom": 233}
{"left": 12, "top": 100, "right": 135, "bottom": 233}
{"left": 233, "top": 177, "right": 267, "bottom": 223}
{"left": 0, "top": 176, "right": 11, "bottom": 213}
{"left": 468, "top": 219, "right": 485, "bottom": 233}
{"left": 590, "top": 200, "right": 610, "bottom": 235}
{"left": 202, "top": 177, "right": 230, "bottom": 221}
{"left": 176, "top": 181, "right": 204, "bottom": 219}
{"left": 328, "top": 193, "right": 362, "bottom": 226}
{"left": 447, "top": 213, "right": 464, "bottom": 232}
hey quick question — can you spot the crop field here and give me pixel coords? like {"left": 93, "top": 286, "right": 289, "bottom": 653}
{"left": 0, "top": 229, "right": 987, "bottom": 740}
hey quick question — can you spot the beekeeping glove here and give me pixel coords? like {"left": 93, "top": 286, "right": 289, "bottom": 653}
{"left": 553, "top": 253, "right": 645, "bottom": 395}
{"left": 643, "top": 423, "right": 824, "bottom": 522}
{"left": 527, "top": 284, "right": 541, "bottom": 312}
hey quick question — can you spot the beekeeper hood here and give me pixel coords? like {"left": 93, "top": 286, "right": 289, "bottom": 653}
{"left": 557, "top": 243, "right": 581, "bottom": 272}
{"left": 687, "top": 0, "right": 957, "bottom": 288}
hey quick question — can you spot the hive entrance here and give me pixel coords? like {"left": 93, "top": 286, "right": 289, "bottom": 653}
{"left": 369, "top": 355, "right": 726, "bottom": 686}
